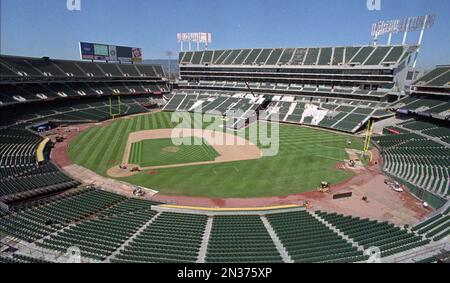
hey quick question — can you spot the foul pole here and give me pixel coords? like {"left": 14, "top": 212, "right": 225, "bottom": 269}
{"left": 363, "top": 120, "right": 374, "bottom": 162}
{"left": 109, "top": 95, "right": 122, "bottom": 119}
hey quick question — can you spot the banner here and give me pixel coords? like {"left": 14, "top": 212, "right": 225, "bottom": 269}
{"left": 80, "top": 42, "right": 95, "bottom": 60}
{"left": 132, "top": 48, "right": 142, "bottom": 63}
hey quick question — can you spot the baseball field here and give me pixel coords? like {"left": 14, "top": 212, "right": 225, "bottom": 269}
{"left": 67, "top": 112, "right": 367, "bottom": 198}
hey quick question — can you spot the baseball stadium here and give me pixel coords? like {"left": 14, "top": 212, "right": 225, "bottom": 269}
{"left": 0, "top": 0, "right": 449, "bottom": 264}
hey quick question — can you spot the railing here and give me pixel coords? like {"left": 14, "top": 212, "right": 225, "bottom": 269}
{"left": 393, "top": 242, "right": 449, "bottom": 263}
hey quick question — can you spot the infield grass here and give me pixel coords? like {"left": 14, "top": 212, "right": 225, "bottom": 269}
{"left": 128, "top": 137, "right": 219, "bottom": 167}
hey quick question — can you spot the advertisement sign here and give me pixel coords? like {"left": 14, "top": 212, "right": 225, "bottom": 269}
{"left": 80, "top": 42, "right": 95, "bottom": 60}
{"left": 132, "top": 48, "right": 142, "bottom": 63}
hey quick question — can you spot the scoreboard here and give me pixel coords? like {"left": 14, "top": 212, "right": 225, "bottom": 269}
{"left": 79, "top": 42, "right": 142, "bottom": 63}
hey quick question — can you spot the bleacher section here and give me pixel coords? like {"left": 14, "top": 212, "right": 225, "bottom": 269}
{"left": 374, "top": 120, "right": 450, "bottom": 208}
{"left": 164, "top": 90, "right": 264, "bottom": 129}
{"left": 165, "top": 90, "right": 387, "bottom": 133}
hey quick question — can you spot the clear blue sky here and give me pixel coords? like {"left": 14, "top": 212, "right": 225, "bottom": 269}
{"left": 1, "top": 0, "right": 449, "bottom": 70}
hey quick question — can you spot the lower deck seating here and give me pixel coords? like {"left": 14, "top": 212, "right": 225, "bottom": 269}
{"left": 206, "top": 216, "right": 283, "bottom": 263}
{"left": 381, "top": 147, "right": 449, "bottom": 195}
{"left": 0, "top": 194, "right": 443, "bottom": 263}
{"left": 317, "top": 211, "right": 431, "bottom": 257}
{"left": 0, "top": 254, "right": 51, "bottom": 263}
{"left": 0, "top": 128, "right": 80, "bottom": 202}
{"left": 413, "top": 211, "right": 450, "bottom": 241}
{"left": 0, "top": 188, "right": 125, "bottom": 242}
{"left": 267, "top": 211, "right": 366, "bottom": 263}
{"left": 99, "top": 198, "right": 161, "bottom": 216}
{"left": 374, "top": 121, "right": 450, "bottom": 205}
{"left": 39, "top": 210, "right": 156, "bottom": 261}
{"left": 0, "top": 171, "right": 80, "bottom": 201}
{"left": 415, "top": 251, "right": 450, "bottom": 263}
{"left": 112, "top": 212, "right": 207, "bottom": 263}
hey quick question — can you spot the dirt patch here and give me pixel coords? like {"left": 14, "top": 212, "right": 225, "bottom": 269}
{"left": 106, "top": 165, "right": 140, "bottom": 178}
{"left": 63, "top": 164, "right": 159, "bottom": 199}
{"left": 48, "top": 123, "right": 98, "bottom": 168}
{"left": 344, "top": 148, "right": 365, "bottom": 171}
{"left": 107, "top": 128, "right": 262, "bottom": 177}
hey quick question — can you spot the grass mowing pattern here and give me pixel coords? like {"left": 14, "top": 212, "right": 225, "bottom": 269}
{"left": 68, "top": 112, "right": 365, "bottom": 198}
{"left": 128, "top": 138, "right": 219, "bottom": 167}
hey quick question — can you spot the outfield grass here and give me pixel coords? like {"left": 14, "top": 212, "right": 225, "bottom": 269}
{"left": 128, "top": 137, "right": 219, "bottom": 167}
{"left": 68, "top": 112, "right": 366, "bottom": 198}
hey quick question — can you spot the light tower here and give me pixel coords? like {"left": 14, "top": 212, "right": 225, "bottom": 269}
{"left": 371, "top": 14, "right": 435, "bottom": 68}
{"left": 177, "top": 32, "right": 212, "bottom": 51}
{"left": 165, "top": 50, "right": 174, "bottom": 88}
